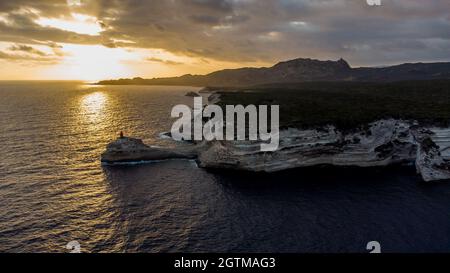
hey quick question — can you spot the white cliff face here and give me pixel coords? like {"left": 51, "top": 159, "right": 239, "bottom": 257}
{"left": 413, "top": 127, "right": 450, "bottom": 182}
{"left": 197, "top": 119, "right": 450, "bottom": 182}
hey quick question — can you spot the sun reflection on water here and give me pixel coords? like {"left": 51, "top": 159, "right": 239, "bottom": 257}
{"left": 80, "top": 92, "right": 108, "bottom": 123}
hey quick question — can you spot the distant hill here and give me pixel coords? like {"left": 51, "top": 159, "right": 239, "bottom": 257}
{"left": 97, "top": 58, "right": 450, "bottom": 86}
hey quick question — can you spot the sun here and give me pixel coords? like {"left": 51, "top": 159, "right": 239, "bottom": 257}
{"left": 44, "top": 44, "right": 139, "bottom": 81}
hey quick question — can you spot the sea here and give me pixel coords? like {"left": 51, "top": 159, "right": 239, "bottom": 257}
{"left": 1, "top": 81, "right": 450, "bottom": 253}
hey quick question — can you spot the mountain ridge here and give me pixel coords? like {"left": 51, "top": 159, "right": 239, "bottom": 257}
{"left": 97, "top": 58, "right": 450, "bottom": 86}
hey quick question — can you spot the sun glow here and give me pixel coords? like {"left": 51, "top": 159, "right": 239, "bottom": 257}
{"left": 0, "top": 33, "right": 265, "bottom": 81}
{"left": 39, "top": 44, "right": 207, "bottom": 81}
{"left": 44, "top": 44, "right": 139, "bottom": 81}
{"left": 35, "top": 13, "right": 102, "bottom": 35}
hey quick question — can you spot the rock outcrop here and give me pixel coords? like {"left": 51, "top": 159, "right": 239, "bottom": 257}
{"left": 101, "top": 137, "right": 196, "bottom": 164}
{"left": 185, "top": 91, "right": 201, "bottom": 97}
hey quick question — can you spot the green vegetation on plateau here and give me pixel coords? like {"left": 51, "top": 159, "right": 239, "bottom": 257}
{"left": 217, "top": 80, "right": 450, "bottom": 130}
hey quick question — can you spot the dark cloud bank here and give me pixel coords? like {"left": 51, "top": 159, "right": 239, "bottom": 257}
{"left": 0, "top": 0, "right": 449, "bottom": 66}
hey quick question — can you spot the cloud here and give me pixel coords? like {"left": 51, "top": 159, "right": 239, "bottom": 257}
{"left": 0, "top": 13, "right": 106, "bottom": 46}
{"left": 146, "top": 57, "right": 183, "bottom": 65}
{"left": 8, "top": 44, "right": 47, "bottom": 56}
{"left": 189, "top": 15, "right": 221, "bottom": 25}
{"left": 0, "top": 0, "right": 449, "bottom": 66}
{"left": 0, "top": 50, "right": 59, "bottom": 64}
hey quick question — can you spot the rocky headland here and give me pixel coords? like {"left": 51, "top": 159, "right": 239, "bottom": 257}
{"left": 102, "top": 119, "right": 450, "bottom": 182}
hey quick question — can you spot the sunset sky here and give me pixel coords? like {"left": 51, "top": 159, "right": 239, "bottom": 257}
{"left": 0, "top": 0, "right": 449, "bottom": 81}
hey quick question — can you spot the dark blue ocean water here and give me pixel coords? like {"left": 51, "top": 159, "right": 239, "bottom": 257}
{"left": 1, "top": 82, "right": 450, "bottom": 253}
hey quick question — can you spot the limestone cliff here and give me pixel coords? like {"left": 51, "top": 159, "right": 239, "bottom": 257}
{"left": 102, "top": 120, "right": 450, "bottom": 182}
{"left": 197, "top": 120, "right": 450, "bottom": 182}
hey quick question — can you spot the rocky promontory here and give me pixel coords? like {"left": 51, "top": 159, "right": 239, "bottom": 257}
{"left": 102, "top": 120, "right": 450, "bottom": 182}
